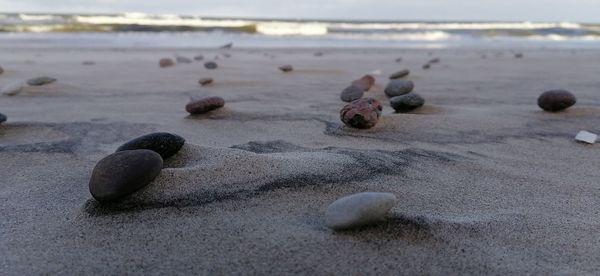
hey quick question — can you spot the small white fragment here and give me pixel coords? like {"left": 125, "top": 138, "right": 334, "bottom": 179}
{"left": 325, "top": 192, "right": 397, "bottom": 230}
{"left": 370, "top": 69, "right": 382, "bottom": 76}
{"left": 1, "top": 81, "right": 25, "bottom": 96}
{"left": 575, "top": 130, "right": 597, "bottom": 144}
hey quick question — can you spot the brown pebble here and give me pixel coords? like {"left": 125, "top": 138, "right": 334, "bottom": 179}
{"left": 389, "top": 69, "right": 410, "bottom": 79}
{"left": 351, "top": 75, "right": 375, "bottom": 92}
{"left": 279, "top": 65, "right": 293, "bottom": 72}
{"left": 159, "top": 58, "right": 175, "bottom": 68}
{"left": 537, "top": 90, "right": 576, "bottom": 112}
{"left": 186, "top": 96, "right": 225, "bottom": 114}
{"left": 340, "top": 98, "right": 383, "bottom": 129}
{"left": 198, "top": 78, "right": 214, "bottom": 86}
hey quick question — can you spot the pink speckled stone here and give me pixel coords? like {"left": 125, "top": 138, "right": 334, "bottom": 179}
{"left": 340, "top": 97, "right": 382, "bottom": 129}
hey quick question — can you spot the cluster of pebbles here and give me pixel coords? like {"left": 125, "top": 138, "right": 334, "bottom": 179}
{"left": 159, "top": 56, "right": 219, "bottom": 70}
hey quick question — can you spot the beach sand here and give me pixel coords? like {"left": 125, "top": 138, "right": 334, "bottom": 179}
{"left": 1, "top": 47, "right": 599, "bottom": 275}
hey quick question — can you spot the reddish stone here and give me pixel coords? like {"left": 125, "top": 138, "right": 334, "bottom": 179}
{"left": 159, "top": 58, "right": 175, "bottom": 68}
{"left": 351, "top": 75, "right": 375, "bottom": 92}
{"left": 186, "top": 96, "right": 225, "bottom": 114}
{"left": 340, "top": 97, "right": 383, "bottom": 129}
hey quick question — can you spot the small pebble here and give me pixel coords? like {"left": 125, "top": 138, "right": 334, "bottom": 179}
{"left": 176, "top": 56, "right": 192, "bottom": 64}
{"left": 116, "top": 132, "right": 185, "bottom": 159}
{"left": 222, "top": 53, "right": 231, "bottom": 58}
{"left": 82, "top": 61, "right": 95, "bottom": 65}
{"left": 219, "top": 43, "right": 233, "bottom": 49}
{"left": 279, "top": 65, "right": 293, "bottom": 72}
{"left": 340, "top": 97, "right": 382, "bottom": 129}
{"left": 575, "top": 130, "right": 597, "bottom": 144}
{"left": 204, "top": 61, "right": 218, "bottom": 69}
{"left": 27, "top": 76, "right": 56, "bottom": 86}
{"left": 423, "top": 63, "right": 431, "bottom": 70}
{"left": 186, "top": 96, "right": 225, "bottom": 114}
{"left": 89, "top": 149, "right": 163, "bottom": 202}
{"left": 340, "top": 85, "right": 364, "bottom": 102}
{"left": 429, "top": 58, "right": 440, "bottom": 63}
{"left": 194, "top": 55, "right": 204, "bottom": 61}
{"left": 314, "top": 52, "right": 323, "bottom": 57}
{"left": 515, "top": 53, "right": 524, "bottom": 58}
{"left": 352, "top": 75, "right": 375, "bottom": 92}
{"left": 159, "top": 58, "right": 175, "bottom": 68}
{"left": 537, "top": 90, "right": 576, "bottom": 112}
{"left": 325, "top": 192, "right": 397, "bottom": 230}
{"left": 0, "top": 112, "right": 6, "bottom": 123}
{"left": 384, "top": 80, "right": 414, "bottom": 97}
{"left": 390, "top": 93, "right": 425, "bottom": 112}
{"left": 1, "top": 81, "right": 24, "bottom": 96}
{"left": 395, "top": 57, "right": 402, "bottom": 63}
{"left": 0, "top": 66, "right": 4, "bottom": 74}
{"left": 389, "top": 69, "right": 410, "bottom": 79}
{"left": 198, "top": 78, "right": 214, "bottom": 86}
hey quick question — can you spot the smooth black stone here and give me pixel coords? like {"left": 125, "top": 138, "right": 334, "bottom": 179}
{"left": 116, "top": 132, "right": 185, "bottom": 159}
{"left": 204, "top": 61, "right": 218, "bottom": 69}
{"left": 340, "top": 85, "right": 364, "bottom": 102}
{"left": 0, "top": 112, "right": 6, "bottom": 123}
{"left": 390, "top": 93, "right": 425, "bottom": 112}
{"left": 384, "top": 80, "right": 414, "bottom": 97}
{"left": 27, "top": 76, "right": 56, "bottom": 86}
{"left": 537, "top": 90, "right": 576, "bottom": 112}
{"left": 89, "top": 150, "right": 163, "bottom": 202}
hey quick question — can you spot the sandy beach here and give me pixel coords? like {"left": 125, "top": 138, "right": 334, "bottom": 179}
{"left": 1, "top": 47, "right": 600, "bottom": 274}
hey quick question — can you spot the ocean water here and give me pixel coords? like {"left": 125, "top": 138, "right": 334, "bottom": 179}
{"left": 1, "top": 12, "right": 600, "bottom": 48}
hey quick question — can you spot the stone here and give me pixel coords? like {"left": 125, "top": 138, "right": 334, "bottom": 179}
{"left": 389, "top": 69, "right": 410, "bottom": 79}
{"left": 515, "top": 53, "right": 524, "bottom": 58}
{"left": 89, "top": 150, "right": 163, "bottom": 202}
{"left": 82, "top": 61, "right": 95, "bottom": 65}
{"left": 194, "top": 55, "right": 204, "bottom": 61}
{"left": 1, "top": 81, "right": 24, "bottom": 96}
{"left": 423, "top": 63, "right": 431, "bottom": 69}
{"left": 325, "top": 192, "right": 397, "bottom": 230}
{"left": 314, "top": 52, "right": 323, "bottom": 56}
{"left": 159, "top": 58, "right": 175, "bottom": 68}
{"left": 395, "top": 57, "right": 402, "bottom": 63}
{"left": 176, "top": 56, "right": 192, "bottom": 64}
{"left": 279, "top": 65, "right": 293, "bottom": 72}
{"left": 390, "top": 93, "right": 425, "bottom": 112}
{"left": 0, "top": 66, "right": 3, "bottom": 74}
{"left": 222, "top": 53, "right": 231, "bottom": 58}
{"left": 116, "top": 132, "right": 185, "bottom": 159}
{"left": 537, "top": 90, "right": 576, "bottom": 112}
{"left": 0, "top": 112, "right": 6, "bottom": 123}
{"left": 429, "top": 58, "right": 440, "bottom": 63}
{"left": 198, "top": 78, "right": 214, "bottom": 86}
{"left": 340, "top": 97, "right": 382, "bottom": 129}
{"left": 352, "top": 75, "right": 375, "bottom": 91}
{"left": 340, "top": 85, "right": 364, "bottom": 102}
{"left": 186, "top": 96, "right": 225, "bottom": 114}
{"left": 26, "top": 77, "right": 56, "bottom": 86}
{"left": 575, "top": 130, "right": 597, "bottom": 144}
{"left": 204, "top": 61, "right": 218, "bottom": 69}
{"left": 384, "top": 80, "right": 414, "bottom": 97}
{"left": 219, "top": 43, "right": 233, "bottom": 49}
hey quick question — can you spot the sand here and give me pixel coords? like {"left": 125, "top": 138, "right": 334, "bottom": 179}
{"left": 1, "top": 47, "right": 600, "bottom": 275}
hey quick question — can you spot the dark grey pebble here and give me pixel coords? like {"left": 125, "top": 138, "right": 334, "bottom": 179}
{"left": 389, "top": 69, "right": 410, "bottom": 79}
{"left": 0, "top": 112, "right": 6, "bottom": 123}
{"left": 429, "top": 58, "right": 440, "bottom": 63}
{"left": 82, "top": 61, "right": 95, "bottom": 65}
{"left": 199, "top": 78, "right": 214, "bottom": 86}
{"left": 279, "top": 65, "right": 293, "bottom": 72}
{"left": 395, "top": 57, "right": 402, "bottom": 63}
{"left": 384, "top": 80, "right": 414, "bottom": 97}
{"left": 27, "top": 76, "right": 56, "bottom": 86}
{"left": 219, "top": 43, "right": 233, "bottom": 49}
{"left": 176, "top": 56, "right": 192, "bottom": 64}
{"left": 0, "top": 66, "right": 4, "bottom": 74}
{"left": 116, "top": 132, "right": 185, "bottom": 159}
{"left": 89, "top": 150, "right": 163, "bottom": 202}
{"left": 390, "top": 93, "right": 425, "bottom": 112}
{"left": 340, "top": 85, "right": 364, "bottom": 102}
{"left": 515, "top": 53, "right": 524, "bottom": 58}
{"left": 186, "top": 96, "right": 225, "bottom": 114}
{"left": 537, "top": 90, "right": 576, "bottom": 112}
{"left": 204, "top": 61, "right": 218, "bottom": 69}
{"left": 194, "top": 55, "right": 204, "bottom": 61}
{"left": 423, "top": 63, "right": 431, "bottom": 69}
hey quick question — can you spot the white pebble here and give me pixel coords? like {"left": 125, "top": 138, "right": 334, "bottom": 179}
{"left": 1, "top": 81, "right": 25, "bottom": 96}
{"left": 575, "top": 130, "right": 597, "bottom": 144}
{"left": 325, "top": 192, "right": 397, "bottom": 230}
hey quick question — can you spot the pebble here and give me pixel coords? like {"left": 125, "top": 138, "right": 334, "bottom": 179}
{"left": 116, "top": 132, "right": 185, "bottom": 159}
{"left": 27, "top": 76, "right": 56, "bottom": 86}
{"left": 194, "top": 55, "right": 204, "bottom": 61}
{"left": 198, "top": 78, "right": 214, "bottom": 86}
{"left": 89, "top": 149, "right": 163, "bottom": 202}
{"left": 395, "top": 57, "right": 402, "bottom": 63}
{"left": 82, "top": 61, "right": 95, "bottom": 65}
{"left": 352, "top": 75, "right": 375, "bottom": 91}
{"left": 384, "top": 79, "right": 414, "bottom": 97}
{"left": 186, "top": 96, "right": 225, "bottom": 114}
{"left": 575, "top": 130, "right": 597, "bottom": 144}
{"left": 389, "top": 69, "right": 410, "bottom": 79}
{"left": 279, "top": 65, "right": 293, "bottom": 72}
{"left": 423, "top": 63, "right": 431, "bottom": 70}
{"left": 159, "top": 58, "right": 175, "bottom": 68}
{"left": 429, "top": 58, "right": 441, "bottom": 63}
{"left": 325, "top": 192, "right": 398, "bottom": 230}
{"left": 515, "top": 53, "right": 524, "bottom": 58}
{"left": 314, "top": 52, "right": 323, "bottom": 57}
{"left": 204, "top": 61, "right": 218, "bottom": 69}
{"left": 1, "top": 81, "right": 24, "bottom": 96}
{"left": 390, "top": 93, "right": 425, "bottom": 112}
{"left": 340, "top": 97, "right": 382, "bottom": 129}
{"left": 537, "top": 90, "right": 576, "bottom": 112}
{"left": 219, "top": 43, "right": 233, "bottom": 49}
{"left": 176, "top": 56, "right": 192, "bottom": 64}
{"left": 340, "top": 85, "right": 364, "bottom": 102}
{"left": 0, "top": 112, "right": 6, "bottom": 123}
{"left": 0, "top": 66, "right": 3, "bottom": 74}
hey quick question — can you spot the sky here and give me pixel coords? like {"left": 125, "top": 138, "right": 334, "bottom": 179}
{"left": 1, "top": 0, "right": 599, "bottom": 22}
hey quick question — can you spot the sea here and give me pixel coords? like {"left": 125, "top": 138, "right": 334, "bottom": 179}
{"left": 1, "top": 12, "right": 600, "bottom": 49}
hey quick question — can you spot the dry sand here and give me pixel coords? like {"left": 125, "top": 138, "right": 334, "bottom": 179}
{"left": 1, "top": 47, "right": 600, "bottom": 275}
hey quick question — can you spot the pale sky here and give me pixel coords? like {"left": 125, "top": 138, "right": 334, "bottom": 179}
{"left": 1, "top": 0, "right": 599, "bottom": 22}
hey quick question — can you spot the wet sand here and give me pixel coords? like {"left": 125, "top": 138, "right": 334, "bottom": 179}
{"left": 1, "top": 47, "right": 600, "bottom": 275}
